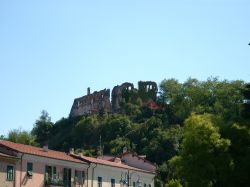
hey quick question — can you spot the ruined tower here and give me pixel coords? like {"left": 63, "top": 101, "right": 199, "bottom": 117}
{"left": 69, "top": 81, "right": 158, "bottom": 117}
{"left": 69, "top": 88, "right": 111, "bottom": 117}
{"left": 111, "top": 82, "right": 135, "bottom": 112}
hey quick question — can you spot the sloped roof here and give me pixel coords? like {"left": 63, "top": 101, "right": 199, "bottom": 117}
{"left": 74, "top": 154, "right": 155, "bottom": 174}
{"left": 0, "top": 152, "right": 18, "bottom": 159}
{"left": 122, "top": 152, "right": 156, "bottom": 167}
{"left": 97, "top": 155, "right": 116, "bottom": 161}
{"left": 0, "top": 140, "right": 86, "bottom": 164}
{"left": 0, "top": 141, "right": 155, "bottom": 174}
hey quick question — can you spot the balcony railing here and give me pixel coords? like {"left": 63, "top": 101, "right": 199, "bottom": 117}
{"left": 45, "top": 178, "right": 64, "bottom": 187}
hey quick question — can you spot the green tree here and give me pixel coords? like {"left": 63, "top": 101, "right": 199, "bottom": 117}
{"left": 109, "top": 137, "right": 133, "bottom": 155}
{"left": 49, "top": 117, "right": 79, "bottom": 151}
{"left": 241, "top": 83, "right": 250, "bottom": 120}
{"left": 141, "top": 124, "right": 183, "bottom": 164}
{"left": 0, "top": 135, "right": 5, "bottom": 140}
{"left": 160, "top": 78, "right": 182, "bottom": 105}
{"left": 212, "top": 79, "right": 244, "bottom": 121}
{"left": 171, "top": 114, "right": 232, "bottom": 187}
{"left": 160, "top": 78, "right": 245, "bottom": 123}
{"left": 73, "top": 115, "right": 100, "bottom": 147}
{"left": 101, "top": 114, "right": 132, "bottom": 142}
{"left": 166, "top": 179, "right": 183, "bottom": 187}
{"left": 7, "top": 128, "right": 37, "bottom": 146}
{"left": 222, "top": 123, "right": 250, "bottom": 187}
{"left": 31, "top": 110, "right": 54, "bottom": 146}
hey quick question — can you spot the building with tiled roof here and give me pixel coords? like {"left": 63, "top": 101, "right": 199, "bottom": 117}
{"left": 0, "top": 140, "right": 88, "bottom": 187}
{"left": 0, "top": 151, "right": 18, "bottom": 187}
{"left": 0, "top": 140, "right": 86, "bottom": 164}
{"left": 0, "top": 140, "right": 155, "bottom": 187}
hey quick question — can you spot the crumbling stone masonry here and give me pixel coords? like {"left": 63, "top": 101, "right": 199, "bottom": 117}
{"left": 138, "top": 81, "right": 158, "bottom": 102}
{"left": 70, "top": 88, "right": 111, "bottom": 117}
{"left": 69, "top": 81, "right": 158, "bottom": 117}
{"left": 112, "top": 82, "right": 135, "bottom": 112}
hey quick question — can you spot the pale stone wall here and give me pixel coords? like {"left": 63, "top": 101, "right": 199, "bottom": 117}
{"left": 70, "top": 89, "right": 111, "bottom": 117}
{"left": 70, "top": 81, "right": 158, "bottom": 117}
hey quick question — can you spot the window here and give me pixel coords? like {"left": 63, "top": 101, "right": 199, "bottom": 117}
{"left": 111, "top": 178, "right": 115, "bottom": 187}
{"left": 133, "top": 182, "right": 136, "bottom": 187}
{"left": 45, "top": 165, "right": 52, "bottom": 183}
{"left": 7, "top": 165, "right": 14, "bottom": 181}
{"left": 137, "top": 181, "right": 142, "bottom": 187}
{"left": 149, "top": 184, "right": 151, "bottom": 187}
{"left": 144, "top": 183, "right": 147, "bottom": 187}
{"left": 75, "top": 170, "right": 85, "bottom": 184}
{"left": 53, "top": 167, "right": 57, "bottom": 179}
{"left": 98, "top": 177, "right": 102, "bottom": 187}
{"left": 45, "top": 166, "right": 57, "bottom": 181}
{"left": 27, "top": 162, "right": 33, "bottom": 178}
{"left": 82, "top": 171, "right": 85, "bottom": 183}
{"left": 63, "top": 168, "right": 71, "bottom": 187}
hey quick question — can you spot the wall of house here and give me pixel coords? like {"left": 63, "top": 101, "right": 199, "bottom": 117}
{"left": 87, "top": 164, "right": 154, "bottom": 187}
{"left": 0, "top": 157, "right": 16, "bottom": 187}
{"left": 0, "top": 150, "right": 155, "bottom": 187}
{"left": 15, "top": 154, "right": 88, "bottom": 187}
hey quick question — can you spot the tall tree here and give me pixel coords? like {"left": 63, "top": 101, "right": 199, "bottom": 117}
{"left": 242, "top": 83, "right": 250, "bottom": 120}
{"left": 170, "top": 114, "right": 232, "bottom": 187}
{"left": 223, "top": 123, "right": 250, "bottom": 187}
{"left": 160, "top": 78, "right": 245, "bottom": 123}
{"left": 109, "top": 137, "right": 132, "bottom": 155}
{"left": 31, "top": 110, "right": 53, "bottom": 146}
{"left": 73, "top": 115, "right": 100, "bottom": 147}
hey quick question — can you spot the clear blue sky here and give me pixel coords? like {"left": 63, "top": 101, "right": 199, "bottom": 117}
{"left": 0, "top": 0, "right": 249, "bottom": 136}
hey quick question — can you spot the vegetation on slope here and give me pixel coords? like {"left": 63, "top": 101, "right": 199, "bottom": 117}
{"left": 4, "top": 77, "right": 250, "bottom": 187}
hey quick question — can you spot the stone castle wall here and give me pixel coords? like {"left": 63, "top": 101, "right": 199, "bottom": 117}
{"left": 70, "top": 88, "right": 111, "bottom": 117}
{"left": 69, "top": 81, "right": 158, "bottom": 117}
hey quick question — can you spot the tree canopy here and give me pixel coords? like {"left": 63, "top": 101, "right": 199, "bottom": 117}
{"left": 6, "top": 77, "right": 249, "bottom": 187}
{"left": 7, "top": 128, "right": 37, "bottom": 146}
{"left": 31, "top": 110, "right": 54, "bottom": 146}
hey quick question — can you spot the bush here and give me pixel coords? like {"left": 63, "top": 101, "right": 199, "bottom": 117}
{"left": 166, "top": 179, "right": 182, "bottom": 187}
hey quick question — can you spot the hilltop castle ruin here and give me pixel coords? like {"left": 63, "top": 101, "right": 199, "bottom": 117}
{"left": 69, "top": 81, "right": 158, "bottom": 117}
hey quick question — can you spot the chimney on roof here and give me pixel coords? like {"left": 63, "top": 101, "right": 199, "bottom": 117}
{"left": 87, "top": 87, "right": 90, "bottom": 95}
{"left": 114, "top": 157, "right": 122, "bottom": 164}
{"left": 69, "top": 148, "right": 74, "bottom": 154}
{"left": 43, "top": 145, "right": 48, "bottom": 152}
{"left": 123, "top": 147, "right": 128, "bottom": 154}
{"left": 138, "top": 155, "right": 146, "bottom": 159}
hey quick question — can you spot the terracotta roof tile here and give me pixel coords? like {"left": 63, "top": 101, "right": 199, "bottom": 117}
{"left": 0, "top": 140, "right": 86, "bottom": 164}
{"left": 75, "top": 154, "right": 155, "bottom": 174}
{"left": 0, "top": 141, "right": 155, "bottom": 174}
{"left": 0, "top": 152, "right": 18, "bottom": 159}
{"left": 122, "top": 152, "right": 156, "bottom": 167}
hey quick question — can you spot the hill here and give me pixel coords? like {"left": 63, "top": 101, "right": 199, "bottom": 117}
{"left": 5, "top": 77, "right": 250, "bottom": 187}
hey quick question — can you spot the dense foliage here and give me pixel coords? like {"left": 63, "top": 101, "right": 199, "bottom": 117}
{"left": 3, "top": 78, "right": 250, "bottom": 187}
{"left": 7, "top": 128, "right": 37, "bottom": 146}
